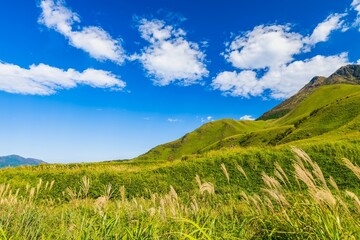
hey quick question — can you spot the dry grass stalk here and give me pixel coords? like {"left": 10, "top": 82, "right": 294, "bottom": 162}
{"left": 221, "top": 163, "right": 230, "bottom": 183}
{"left": 169, "top": 185, "right": 178, "bottom": 201}
{"left": 329, "top": 176, "right": 340, "bottom": 193}
{"left": 274, "top": 170, "right": 288, "bottom": 187}
{"left": 120, "top": 185, "right": 126, "bottom": 204}
{"left": 264, "top": 196, "right": 274, "bottom": 212}
{"left": 195, "top": 175, "right": 215, "bottom": 195}
{"left": 261, "top": 188, "right": 289, "bottom": 207}
{"left": 148, "top": 207, "right": 156, "bottom": 217}
{"left": 190, "top": 196, "right": 199, "bottom": 212}
{"left": 345, "top": 190, "right": 360, "bottom": 213}
{"left": 195, "top": 175, "right": 201, "bottom": 188}
{"left": 311, "top": 189, "right": 336, "bottom": 210}
{"left": 294, "top": 162, "right": 316, "bottom": 190}
{"left": 275, "top": 162, "right": 290, "bottom": 184}
{"left": 200, "top": 182, "right": 215, "bottom": 195}
{"left": 36, "top": 178, "right": 42, "bottom": 194}
{"left": 236, "top": 164, "right": 248, "bottom": 180}
{"left": 105, "top": 183, "right": 113, "bottom": 199}
{"left": 240, "top": 191, "right": 249, "bottom": 203}
{"left": 312, "top": 162, "right": 328, "bottom": 189}
{"left": 0, "top": 184, "right": 10, "bottom": 198}
{"left": 49, "top": 180, "right": 55, "bottom": 191}
{"left": 248, "top": 194, "right": 262, "bottom": 213}
{"left": 81, "top": 176, "right": 90, "bottom": 197}
{"left": 94, "top": 196, "right": 108, "bottom": 216}
{"left": 342, "top": 158, "right": 360, "bottom": 180}
{"left": 262, "top": 173, "right": 282, "bottom": 191}
{"left": 291, "top": 147, "right": 312, "bottom": 163}
{"left": 65, "top": 187, "right": 77, "bottom": 200}
{"left": 29, "top": 187, "right": 35, "bottom": 202}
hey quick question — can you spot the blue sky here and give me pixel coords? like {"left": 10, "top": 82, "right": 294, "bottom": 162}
{"left": 1, "top": 0, "right": 360, "bottom": 163}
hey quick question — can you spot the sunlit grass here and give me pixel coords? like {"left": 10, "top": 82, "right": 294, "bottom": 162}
{"left": 0, "top": 148, "right": 358, "bottom": 239}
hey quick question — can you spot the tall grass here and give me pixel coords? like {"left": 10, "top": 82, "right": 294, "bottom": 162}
{"left": 0, "top": 148, "right": 358, "bottom": 239}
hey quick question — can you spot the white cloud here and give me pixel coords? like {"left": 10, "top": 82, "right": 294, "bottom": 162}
{"left": 212, "top": 70, "right": 262, "bottom": 98}
{"left": 352, "top": 0, "right": 360, "bottom": 27}
{"left": 240, "top": 115, "right": 255, "bottom": 121}
{"left": 168, "top": 118, "right": 181, "bottom": 122}
{"left": 39, "top": 0, "right": 125, "bottom": 63}
{"left": 215, "top": 11, "right": 349, "bottom": 99}
{"left": 134, "top": 19, "right": 208, "bottom": 86}
{"left": 201, "top": 116, "right": 214, "bottom": 123}
{"left": 0, "top": 61, "right": 125, "bottom": 95}
{"left": 224, "top": 25, "right": 304, "bottom": 69}
{"left": 305, "top": 13, "right": 347, "bottom": 45}
{"left": 213, "top": 53, "right": 348, "bottom": 99}
{"left": 261, "top": 53, "right": 348, "bottom": 98}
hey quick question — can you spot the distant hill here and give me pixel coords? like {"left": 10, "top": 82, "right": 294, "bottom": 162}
{"left": 0, "top": 155, "right": 46, "bottom": 168}
{"left": 137, "top": 64, "right": 360, "bottom": 161}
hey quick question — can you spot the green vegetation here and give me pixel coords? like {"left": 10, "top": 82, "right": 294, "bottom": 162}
{"left": 138, "top": 84, "right": 360, "bottom": 160}
{"left": 1, "top": 66, "right": 360, "bottom": 238}
{"left": 0, "top": 148, "right": 359, "bottom": 239}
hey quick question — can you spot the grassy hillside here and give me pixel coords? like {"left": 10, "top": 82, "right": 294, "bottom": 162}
{"left": 137, "top": 119, "right": 270, "bottom": 160}
{"left": 137, "top": 84, "right": 360, "bottom": 161}
{"left": 0, "top": 145, "right": 359, "bottom": 239}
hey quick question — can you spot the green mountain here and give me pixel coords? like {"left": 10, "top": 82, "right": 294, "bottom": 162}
{"left": 137, "top": 64, "right": 360, "bottom": 161}
{"left": 259, "top": 64, "right": 360, "bottom": 120}
{"left": 0, "top": 155, "right": 46, "bottom": 168}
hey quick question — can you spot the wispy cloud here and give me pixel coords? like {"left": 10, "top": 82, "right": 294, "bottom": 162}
{"left": 304, "top": 13, "right": 347, "bottom": 46}
{"left": 201, "top": 116, "right": 214, "bottom": 123}
{"left": 168, "top": 118, "right": 181, "bottom": 122}
{"left": 239, "top": 115, "right": 255, "bottom": 121}
{"left": 133, "top": 19, "right": 208, "bottom": 86}
{"left": 352, "top": 0, "right": 360, "bottom": 27}
{"left": 0, "top": 61, "right": 125, "bottom": 95}
{"left": 39, "top": 0, "right": 125, "bottom": 64}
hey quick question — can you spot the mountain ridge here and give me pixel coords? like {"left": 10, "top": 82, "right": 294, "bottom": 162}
{"left": 136, "top": 64, "right": 360, "bottom": 161}
{"left": 258, "top": 64, "right": 360, "bottom": 120}
{"left": 0, "top": 155, "right": 46, "bottom": 168}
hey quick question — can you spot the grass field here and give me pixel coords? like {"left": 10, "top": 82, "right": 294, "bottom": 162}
{"left": 0, "top": 148, "right": 359, "bottom": 239}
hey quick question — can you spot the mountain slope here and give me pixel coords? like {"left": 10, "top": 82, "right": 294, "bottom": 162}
{"left": 137, "top": 119, "right": 270, "bottom": 160}
{"left": 0, "top": 155, "right": 46, "bottom": 168}
{"left": 258, "top": 64, "right": 360, "bottom": 120}
{"left": 137, "top": 64, "right": 360, "bottom": 161}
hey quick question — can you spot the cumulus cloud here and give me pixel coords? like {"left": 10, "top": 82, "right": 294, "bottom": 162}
{"left": 0, "top": 61, "right": 125, "bottom": 95}
{"left": 224, "top": 25, "right": 303, "bottom": 69}
{"left": 305, "top": 13, "right": 347, "bottom": 45}
{"left": 39, "top": 0, "right": 125, "bottom": 63}
{"left": 212, "top": 70, "right": 261, "bottom": 98}
{"left": 261, "top": 53, "right": 348, "bottom": 98}
{"left": 214, "top": 11, "right": 349, "bottom": 99}
{"left": 239, "top": 115, "right": 255, "bottom": 121}
{"left": 134, "top": 19, "right": 208, "bottom": 86}
{"left": 213, "top": 53, "right": 348, "bottom": 99}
